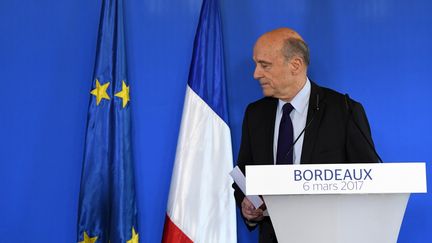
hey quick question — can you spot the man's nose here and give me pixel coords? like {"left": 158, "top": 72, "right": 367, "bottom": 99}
{"left": 253, "top": 66, "right": 262, "bottom": 80}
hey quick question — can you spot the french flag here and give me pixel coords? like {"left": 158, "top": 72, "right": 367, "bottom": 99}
{"left": 161, "top": 0, "right": 237, "bottom": 242}
{"left": 162, "top": 0, "right": 237, "bottom": 243}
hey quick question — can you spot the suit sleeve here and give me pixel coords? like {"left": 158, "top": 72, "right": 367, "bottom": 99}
{"left": 346, "top": 101, "right": 380, "bottom": 162}
{"left": 233, "top": 104, "right": 252, "bottom": 206}
{"left": 232, "top": 104, "right": 258, "bottom": 230}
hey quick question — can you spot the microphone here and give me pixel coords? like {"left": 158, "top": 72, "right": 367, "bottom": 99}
{"left": 344, "top": 94, "right": 383, "bottom": 163}
{"left": 285, "top": 94, "right": 320, "bottom": 157}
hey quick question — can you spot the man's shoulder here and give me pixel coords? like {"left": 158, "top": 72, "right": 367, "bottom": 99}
{"left": 311, "top": 82, "right": 367, "bottom": 121}
{"left": 249, "top": 96, "right": 277, "bottom": 106}
{"left": 245, "top": 97, "right": 277, "bottom": 112}
{"left": 313, "top": 81, "right": 361, "bottom": 107}
{"left": 316, "top": 82, "right": 344, "bottom": 100}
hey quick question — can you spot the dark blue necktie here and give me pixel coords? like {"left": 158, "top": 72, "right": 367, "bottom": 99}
{"left": 276, "top": 103, "right": 294, "bottom": 164}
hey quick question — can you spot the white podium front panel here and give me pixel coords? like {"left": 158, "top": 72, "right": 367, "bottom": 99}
{"left": 264, "top": 193, "right": 409, "bottom": 243}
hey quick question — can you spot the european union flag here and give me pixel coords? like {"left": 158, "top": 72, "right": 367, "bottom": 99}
{"left": 77, "top": 0, "right": 138, "bottom": 242}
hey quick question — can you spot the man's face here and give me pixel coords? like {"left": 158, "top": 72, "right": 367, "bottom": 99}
{"left": 253, "top": 38, "right": 294, "bottom": 98}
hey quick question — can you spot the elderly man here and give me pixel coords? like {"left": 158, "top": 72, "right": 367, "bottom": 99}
{"left": 233, "top": 28, "right": 379, "bottom": 243}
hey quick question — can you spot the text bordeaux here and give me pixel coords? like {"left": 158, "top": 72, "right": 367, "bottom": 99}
{"left": 294, "top": 168, "right": 373, "bottom": 181}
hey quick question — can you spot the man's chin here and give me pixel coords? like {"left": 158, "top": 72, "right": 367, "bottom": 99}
{"left": 262, "top": 90, "right": 274, "bottom": 97}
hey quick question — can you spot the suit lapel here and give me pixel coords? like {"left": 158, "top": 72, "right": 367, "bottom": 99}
{"left": 300, "top": 82, "right": 326, "bottom": 163}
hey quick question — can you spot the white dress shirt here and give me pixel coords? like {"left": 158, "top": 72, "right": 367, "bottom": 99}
{"left": 273, "top": 79, "right": 311, "bottom": 164}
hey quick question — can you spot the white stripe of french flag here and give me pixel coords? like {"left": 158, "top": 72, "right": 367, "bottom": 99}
{"left": 162, "top": 86, "right": 236, "bottom": 243}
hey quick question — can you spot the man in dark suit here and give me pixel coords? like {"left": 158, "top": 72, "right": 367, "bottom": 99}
{"left": 233, "top": 28, "right": 379, "bottom": 242}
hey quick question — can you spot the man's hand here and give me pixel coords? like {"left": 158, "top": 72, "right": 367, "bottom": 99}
{"left": 241, "top": 197, "right": 264, "bottom": 222}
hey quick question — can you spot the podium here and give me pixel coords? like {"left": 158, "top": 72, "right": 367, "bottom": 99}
{"left": 246, "top": 163, "right": 427, "bottom": 243}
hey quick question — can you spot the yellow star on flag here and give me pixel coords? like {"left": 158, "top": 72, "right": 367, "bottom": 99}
{"left": 79, "top": 231, "right": 98, "bottom": 243}
{"left": 90, "top": 79, "right": 111, "bottom": 105}
{"left": 115, "top": 80, "right": 130, "bottom": 108}
{"left": 126, "top": 227, "right": 139, "bottom": 243}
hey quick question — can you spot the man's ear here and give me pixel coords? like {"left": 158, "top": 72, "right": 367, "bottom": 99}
{"left": 289, "top": 57, "right": 303, "bottom": 74}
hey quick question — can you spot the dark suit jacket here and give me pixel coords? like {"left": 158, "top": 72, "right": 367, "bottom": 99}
{"left": 233, "top": 82, "right": 379, "bottom": 243}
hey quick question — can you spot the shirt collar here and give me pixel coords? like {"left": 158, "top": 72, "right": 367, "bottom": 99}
{"left": 277, "top": 78, "right": 311, "bottom": 115}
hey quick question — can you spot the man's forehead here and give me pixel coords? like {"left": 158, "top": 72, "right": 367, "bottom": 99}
{"left": 255, "top": 34, "right": 279, "bottom": 47}
{"left": 253, "top": 37, "right": 282, "bottom": 59}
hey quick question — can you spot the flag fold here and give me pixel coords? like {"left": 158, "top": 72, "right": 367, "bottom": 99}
{"left": 77, "top": 0, "right": 138, "bottom": 242}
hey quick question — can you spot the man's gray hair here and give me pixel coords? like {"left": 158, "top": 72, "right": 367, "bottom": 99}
{"left": 281, "top": 37, "right": 310, "bottom": 66}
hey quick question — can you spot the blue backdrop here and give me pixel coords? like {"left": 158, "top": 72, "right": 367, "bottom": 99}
{"left": 0, "top": 0, "right": 430, "bottom": 242}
